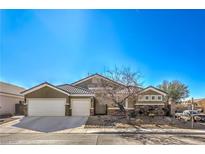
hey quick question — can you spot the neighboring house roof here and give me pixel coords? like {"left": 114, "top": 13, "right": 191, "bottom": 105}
{"left": 21, "top": 82, "right": 94, "bottom": 96}
{"left": 138, "top": 86, "right": 167, "bottom": 96}
{"left": 57, "top": 84, "right": 94, "bottom": 95}
{"left": 183, "top": 98, "right": 205, "bottom": 104}
{"left": 0, "top": 81, "right": 25, "bottom": 98}
{"left": 71, "top": 73, "right": 126, "bottom": 87}
{"left": 194, "top": 98, "right": 205, "bottom": 103}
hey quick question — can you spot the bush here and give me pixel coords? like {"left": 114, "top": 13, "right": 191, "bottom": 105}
{"left": 128, "top": 111, "right": 136, "bottom": 118}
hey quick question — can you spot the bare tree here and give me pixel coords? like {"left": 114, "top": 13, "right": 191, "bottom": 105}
{"left": 98, "top": 66, "right": 142, "bottom": 115}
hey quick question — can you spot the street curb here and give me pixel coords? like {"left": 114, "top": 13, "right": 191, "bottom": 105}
{"left": 0, "top": 119, "right": 20, "bottom": 127}
{"left": 0, "top": 132, "right": 205, "bottom": 135}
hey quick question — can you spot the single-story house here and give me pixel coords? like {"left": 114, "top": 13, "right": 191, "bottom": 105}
{"left": 0, "top": 82, "right": 25, "bottom": 115}
{"left": 21, "top": 74, "right": 171, "bottom": 117}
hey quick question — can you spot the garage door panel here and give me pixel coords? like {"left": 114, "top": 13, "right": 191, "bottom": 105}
{"left": 28, "top": 98, "right": 66, "bottom": 116}
{"left": 71, "top": 99, "right": 90, "bottom": 116}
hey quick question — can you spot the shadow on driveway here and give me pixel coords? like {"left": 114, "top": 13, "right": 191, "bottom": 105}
{"left": 13, "top": 116, "right": 88, "bottom": 133}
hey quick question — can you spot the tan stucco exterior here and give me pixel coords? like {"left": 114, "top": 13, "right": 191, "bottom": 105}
{"left": 74, "top": 76, "right": 168, "bottom": 115}
{"left": 0, "top": 82, "right": 25, "bottom": 115}
{"left": 0, "top": 95, "right": 24, "bottom": 115}
{"left": 74, "top": 77, "right": 118, "bottom": 112}
{"left": 139, "top": 89, "right": 163, "bottom": 95}
{"left": 25, "top": 86, "right": 70, "bottom": 104}
{"left": 127, "top": 97, "right": 136, "bottom": 108}
{"left": 22, "top": 75, "right": 168, "bottom": 116}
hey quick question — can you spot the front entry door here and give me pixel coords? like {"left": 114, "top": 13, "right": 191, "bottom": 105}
{"left": 95, "top": 102, "right": 107, "bottom": 115}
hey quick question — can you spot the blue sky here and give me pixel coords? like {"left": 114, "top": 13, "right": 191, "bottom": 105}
{"left": 0, "top": 10, "right": 205, "bottom": 98}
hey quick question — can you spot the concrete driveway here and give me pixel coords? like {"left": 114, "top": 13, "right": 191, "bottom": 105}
{"left": 0, "top": 116, "right": 88, "bottom": 133}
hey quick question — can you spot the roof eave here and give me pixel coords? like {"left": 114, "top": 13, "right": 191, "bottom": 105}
{"left": 72, "top": 73, "right": 125, "bottom": 87}
{"left": 21, "top": 82, "right": 70, "bottom": 96}
{"left": 70, "top": 94, "right": 95, "bottom": 97}
{"left": 138, "top": 86, "right": 167, "bottom": 96}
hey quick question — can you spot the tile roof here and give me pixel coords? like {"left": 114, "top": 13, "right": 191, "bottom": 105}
{"left": 57, "top": 84, "right": 94, "bottom": 94}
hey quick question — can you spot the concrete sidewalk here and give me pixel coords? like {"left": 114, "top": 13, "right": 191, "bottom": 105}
{"left": 84, "top": 128, "right": 205, "bottom": 134}
{"left": 1, "top": 133, "right": 205, "bottom": 145}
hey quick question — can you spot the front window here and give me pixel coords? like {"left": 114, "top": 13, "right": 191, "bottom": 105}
{"left": 137, "top": 95, "right": 163, "bottom": 101}
{"left": 152, "top": 96, "right": 155, "bottom": 100}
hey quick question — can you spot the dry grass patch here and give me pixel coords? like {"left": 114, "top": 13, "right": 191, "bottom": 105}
{"left": 133, "top": 116, "right": 205, "bottom": 129}
{"left": 85, "top": 115, "right": 134, "bottom": 128}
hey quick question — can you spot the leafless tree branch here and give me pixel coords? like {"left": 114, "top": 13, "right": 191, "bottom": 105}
{"left": 98, "top": 66, "right": 143, "bottom": 114}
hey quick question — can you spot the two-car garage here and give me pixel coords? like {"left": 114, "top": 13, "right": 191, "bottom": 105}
{"left": 22, "top": 82, "right": 94, "bottom": 117}
{"left": 27, "top": 98, "right": 91, "bottom": 116}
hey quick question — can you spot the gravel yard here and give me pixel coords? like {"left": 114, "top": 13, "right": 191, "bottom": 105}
{"left": 85, "top": 115, "right": 205, "bottom": 129}
{"left": 85, "top": 115, "right": 134, "bottom": 128}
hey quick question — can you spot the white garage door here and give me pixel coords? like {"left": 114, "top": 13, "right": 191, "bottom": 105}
{"left": 71, "top": 99, "right": 91, "bottom": 116}
{"left": 28, "top": 98, "right": 66, "bottom": 116}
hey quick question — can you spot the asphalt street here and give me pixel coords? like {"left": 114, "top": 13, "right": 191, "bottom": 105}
{"left": 0, "top": 133, "right": 205, "bottom": 145}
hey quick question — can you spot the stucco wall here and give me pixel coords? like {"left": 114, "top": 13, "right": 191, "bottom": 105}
{"left": 74, "top": 77, "right": 117, "bottom": 108}
{"left": 136, "top": 89, "right": 167, "bottom": 102}
{"left": 75, "top": 76, "right": 168, "bottom": 115}
{"left": 139, "top": 89, "right": 163, "bottom": 95}
{"left": 25, "top": 86, "right": 70, "bottom": 104}
{"left": 127, "top": 89, "right": 166, "bottom": 109}
{"left": 127, "top": 97, "right": 136, "bottom": 108}
{"left": 74, "top": 78, "right": 94, "bottom": 89}
{"left": 0, "top": 95, "right": 24, "bottom": 115}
